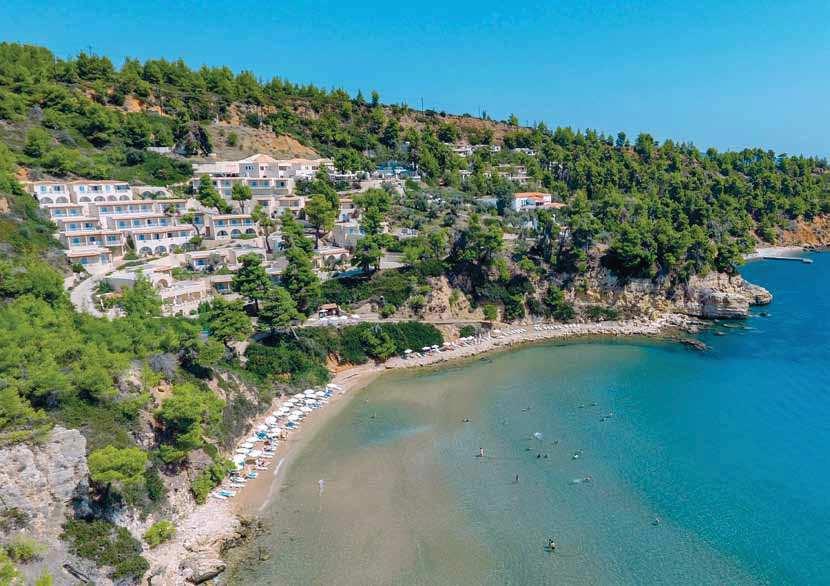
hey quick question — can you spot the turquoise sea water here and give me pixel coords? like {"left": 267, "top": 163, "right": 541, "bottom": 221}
{"left": 229, "top": 255, "right": 830, "bottom": 585}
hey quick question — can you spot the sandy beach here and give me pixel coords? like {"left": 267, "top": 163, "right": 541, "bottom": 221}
{"left": 744, "top": 245, "right": 805, "bottom": 260}
{"left": 146, "top": 313, "right": 696, "bottom": 583}
{"left": 230, "top": 313, "right": 696, "bottom": 515}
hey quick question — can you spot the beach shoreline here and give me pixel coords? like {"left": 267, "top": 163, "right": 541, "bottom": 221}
{"left": 744, "top": 245, "right": 805, "bottom": 260}
{"left": 234, "top": 313, "right": 700, "bottom": 509}
{"left": 147, "top": 313, "right": 700, "bottom": 583}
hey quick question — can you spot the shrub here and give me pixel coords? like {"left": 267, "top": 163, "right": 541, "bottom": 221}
{"left": 143, "top": 520, "right": 175, "bottom": 548}
{"left": 544, "top": 286, "right": 575, "bottom": 322}
{"left": 245, "top": 342, "right": 330, "bottom": 386}
{"left": 526, "top": 296, "right": 546, "bottom": 316}
{"left": 190, "top": 460, "right": 234, "bottom": 504}
{"left": 483, "top": 304, "right": 498, "bottom": 321}
{"left": 408, "top": 294, "right": 426, "bottom": 312}
{"left": 319, "top": 269, "right": 414, "bottom": 307}
{"left": 144, "top": 468, "right": 166, "bottom": 503}
{"left": 459, "top": 325, "right": 477, "bottom": 338}
{"left": 62, "top": 518, "right": 149, "bottom": 581}
{"left": 584, "top": 305, "right": 620, "bottom": 321}
{"left": 0, "top": 549, "right": 21, "bottom": 584}
{"left": 5, "top": 535, "right": 44, "bottom": 562}
{"left": 379, "top": 303, "right": 397, "bottom": 318}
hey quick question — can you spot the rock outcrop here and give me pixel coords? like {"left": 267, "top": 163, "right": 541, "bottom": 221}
{"left": 0, "top": 427, "right": 88, "bottom": 537}
{"left": 675, "top": 272, "right": 772, "bottom": 318}
{"left": 588, "top": 268, "right": 772, "bottom": 319}
{"left": 0, "top": 427, "right": 102, "bottom": 584}
{"left": 181, "top": 557, "right": 227, "bottom": 584}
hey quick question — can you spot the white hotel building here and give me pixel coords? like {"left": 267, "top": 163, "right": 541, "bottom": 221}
{"left": 25, "top": 180, "right": 200, "bottom": 268}
{"left": 191, "top": 153, "right": 333, "bottom": 215}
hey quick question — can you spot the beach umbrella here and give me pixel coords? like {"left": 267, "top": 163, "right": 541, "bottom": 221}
{"left": 294, "top": 392, "right": 306, "bottom": 399}
{"left": 291, "top": 410, "right": 304, "bottom": 417}
{"left": 422, "top": 346, "right": 431, "bottom": 351}
{"left": 404, "top": 349, "right": 412, "bottom": 354}
{"left": 301, "top": 406, "right": 312, "bottom": 413}
{"left": 288, "top": 414, "right": 299, "bottom": 421}
{"left": 240, "top": 441, "right": 254, "bottom": 449}
{"left": 257, "top": 424, "right": 267, "bottom": 432}
{"left": 265, "top": 416, "right": 277, "bottom": 425}
{"left": 327, "top": 383, "right": 343, "bottom": 391}
{"left": 235, "top": 447, "right": 250, "bottom": 455}
{"left": 248, "top": 449, "right": 262, "bottom": 458}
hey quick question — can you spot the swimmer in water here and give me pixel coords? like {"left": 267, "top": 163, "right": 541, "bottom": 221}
{"left": 652, "top": 517, "right": 661, "bottom": 526}
{"left": 478, "top": 447, "right": 485, "bottom": 458}
{"left": 463, "top": 418, "right": 470, "bottom": 423}
{"left": 515, "top": 474, "right": 519, "bottom": 484}
{"left": 547, "top": 538, "right": 557, "bottom": 551}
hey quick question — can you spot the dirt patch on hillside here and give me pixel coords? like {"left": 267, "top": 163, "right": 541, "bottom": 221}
{"left": 123, "top": 95, "right": 165, "bottom": 115}
{"left": 779, "top": 216, "right": 830, "bottom": 247}
{"left": 398, "top": 112, "right": 518, "bottom": 143}
{"left": 207, "top": 123, "right": 318, "bottom": 159}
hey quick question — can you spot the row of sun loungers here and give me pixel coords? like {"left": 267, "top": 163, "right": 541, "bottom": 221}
{"left": 210, "top": 383, "right": 343, "bottom": 500}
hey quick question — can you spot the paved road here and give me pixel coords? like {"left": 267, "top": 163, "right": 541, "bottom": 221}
{"left": 69, "top": 273, "right": 105, "bottom": 317}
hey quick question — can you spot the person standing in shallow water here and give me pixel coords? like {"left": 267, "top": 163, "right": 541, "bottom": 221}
{"left": 478, "top": 447, "right": 485, "bottom": 458}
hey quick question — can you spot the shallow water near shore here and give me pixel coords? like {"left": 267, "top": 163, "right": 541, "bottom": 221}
{"left": 226, "top": 254, "right": 830, "bottom": 585}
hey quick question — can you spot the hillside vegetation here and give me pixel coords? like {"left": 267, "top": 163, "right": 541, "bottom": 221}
{"left": 1, "top": 42, "right": 828, "bottom": 281}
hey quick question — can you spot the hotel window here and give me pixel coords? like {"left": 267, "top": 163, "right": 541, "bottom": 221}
{"left": 72, "top": 237, "right": 81, "bottom": 245}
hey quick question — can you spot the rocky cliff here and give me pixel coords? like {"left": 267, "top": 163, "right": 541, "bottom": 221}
{"left": 588, "top": 268, "right": 772, "bottom": 319}
{"left": 0, "top": 427, "right": 109, "bottom": 583}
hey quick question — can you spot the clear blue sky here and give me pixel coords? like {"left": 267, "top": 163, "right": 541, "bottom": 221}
{"left": 3, "top": 1, "right": 828, "bottom": 157}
